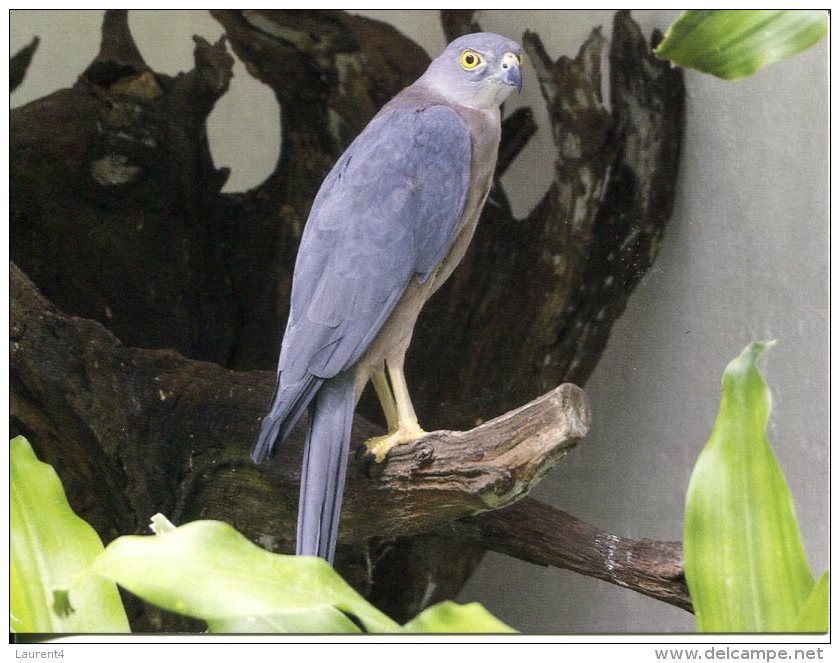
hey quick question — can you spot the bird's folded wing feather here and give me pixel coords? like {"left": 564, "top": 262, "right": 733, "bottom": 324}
{"left": 278, "top": 104, "right": 472, "bottom": 383}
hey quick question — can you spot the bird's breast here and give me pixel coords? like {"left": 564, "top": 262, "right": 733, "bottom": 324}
{"left": 425, "top": 107, "right": 500, "bottom": 292}
{"left": 355, "top": 103, "right": 501, "bottom": 378}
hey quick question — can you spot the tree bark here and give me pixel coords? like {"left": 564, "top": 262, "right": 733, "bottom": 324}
{"left": 10, "top": 36, "right": 39, "bottom": 93}
{"left": 11, "top": 262, "right": 690, "bottom": 616}
{"left": 11, "top": 260, "right": 589, "bottom": 535}
{"left": 453, "top": 498, "right": 689, "bottom": 612}
{"left": 10, "top": 9, "right": 685, "bottom": 629}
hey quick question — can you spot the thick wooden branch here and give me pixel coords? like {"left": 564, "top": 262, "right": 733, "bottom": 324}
{"left": 526, "top": 11, "right": 685, "bottom": 389}
{"left": 451, "top": 498, "right": 690, "bottom": 612}
{"left": 10, "top": 262, "right": 588, "bottom": 543}
{"left": 352, "top": 382, "right": 590, "bottom": 537}
{"left": 10, "top": 261, "right": 689, "bottom": 611}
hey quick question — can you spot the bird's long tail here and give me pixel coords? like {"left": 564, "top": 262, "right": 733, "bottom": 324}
{"left": 296, "top": 370, "right": 355, "bottom": 563}
{"left": 252, "top": 376, "right": 323, "bottom": 463}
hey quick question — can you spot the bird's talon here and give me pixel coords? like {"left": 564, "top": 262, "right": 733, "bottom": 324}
{"left": 356, "top": 426, "right": 426, "bottom": 474}
{"left": 355, "top": 447, "right": 374, "bottom": 478}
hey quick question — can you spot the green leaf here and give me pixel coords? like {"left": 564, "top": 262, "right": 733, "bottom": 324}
{"left": 89, "top": 517, "right": 399, "bottom": 633}
{"left": 794, "top": 572, "right": 829, "bottom": 633}
{"left": 684, "top": 342, "right": 816, "bottom": 632}
{"left": 208, "top": 607, "right": 362, "bottom": 634}
{"left": 655, "top": 10, "right": 828, "bottom": 80}
{"left": 403, "top": 601, "right": 517, "bottom": 633}
{"left": 10, "top": 436, "right": 130, "bottom": 633}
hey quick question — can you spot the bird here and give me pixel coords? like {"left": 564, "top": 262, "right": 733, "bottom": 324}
{"left": 252, "top": 32, "right": 523, "bottom": 564}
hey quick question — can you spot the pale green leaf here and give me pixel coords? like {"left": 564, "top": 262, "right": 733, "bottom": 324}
{"left": 793, "top": 572, "right": 829, "bottom": 633}
{"left": 684, "top": 342, "right": 815, "bottom": 632}
{"left": 655, "top": 10, "right": 827, "bottom": 80}
{"left": 402, "top": 601, "right": 517, "bottom": 633}
{"left": 208, "top": 606, "right": 362, "bottom": 634}
{"left": 10, "top": 436, "right": 130, "bottom": 633}
{"left": 89, "top": 518, "right": 399, "bottom": 633}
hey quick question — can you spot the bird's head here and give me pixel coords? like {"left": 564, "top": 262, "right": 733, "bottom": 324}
{"left": 419, "top": 32, "right": 523, "bottom": 111}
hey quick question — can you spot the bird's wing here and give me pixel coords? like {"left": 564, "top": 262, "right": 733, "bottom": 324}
{"left": 280, "top": 104, "right": 472, "bottom": 383}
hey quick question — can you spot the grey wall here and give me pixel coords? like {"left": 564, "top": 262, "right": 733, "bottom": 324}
{"left": 11, "top": 10, "right": 828, "bottom": 634}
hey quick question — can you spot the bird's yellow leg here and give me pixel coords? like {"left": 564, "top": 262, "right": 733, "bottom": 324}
{"left": 371, "top": 367, "right": 399, "bottom": 434}
{"left": 360, "top": 360, "right": 426, "bottom": 464}
{"left": 388, "top": 362, "right": 425, "bottom": 437}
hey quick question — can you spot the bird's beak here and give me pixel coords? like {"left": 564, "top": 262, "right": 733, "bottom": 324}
{"left": 500, "top": 52, "right": 522, "bottom": 93}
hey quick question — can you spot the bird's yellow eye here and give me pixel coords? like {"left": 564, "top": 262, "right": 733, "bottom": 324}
{"left": 460, "top": 50, "right": 482, "bottom": 70}
{"left": 517, "top": 53, "right": 523, "bottom": 66}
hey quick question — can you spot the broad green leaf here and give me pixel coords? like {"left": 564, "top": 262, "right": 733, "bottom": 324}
{"left": 655, "top": 10, "right": 828, "bottom": 80}
{"left": 208, "top": 607, "right": 362, "bottom": 634}
{"left": 794, "top": 572, "right": 829, "bottom": 633}
{"left": 10, "top": 436, "right": 130, "bottom": 633}
{"left": 684, "top": 342, "right": 815, "bottom": 632}
{"left": 89, "top": 517, "right": 399, "bottom": 633}
{"left": 403, "top": 601, "right": 517, "bottom": 633}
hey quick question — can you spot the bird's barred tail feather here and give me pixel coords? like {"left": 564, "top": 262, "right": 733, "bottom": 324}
{"left": 296, "top": 371, "right": 355, "bottom": 563}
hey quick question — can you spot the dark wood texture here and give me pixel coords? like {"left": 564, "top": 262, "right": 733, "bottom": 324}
{"left": 11, "top": 263, "right": 690, "bottom": 615}
{"left": 10, "top": 36, "right": 39, "bottom": 93}
{"left": 10, "top": 262, "right": 587, "bottom": 539}
{"left": 453, "top": 498, "right": 690, "bottom": 612}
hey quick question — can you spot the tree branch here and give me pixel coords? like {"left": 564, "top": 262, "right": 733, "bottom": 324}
{"left": 498, "top": 107, "right": 538, "bottom": 177}
{"left": 451, "top": 498, "right": 691, "bottom": 612}
{"left": 10, "top": 260, "right": 587, "bottom": 537}
{"left": 10, "top": 36, "right": 39, "bottom": 93}
{"left": 440, "top": 10, "right": 482, "bottom": 44}
{"left": 11, "top": 260, "right": 689, "bottom": 611}
{"left": 82, "top": 9, "right": 149, "bottom": 85}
